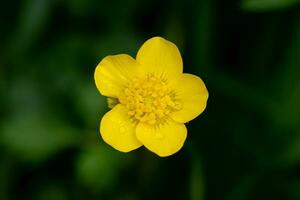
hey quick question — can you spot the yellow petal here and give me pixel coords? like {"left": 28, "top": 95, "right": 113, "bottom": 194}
{"left": 136, "top": 119, "right": 187, "bottom": 157}
{"left": 100, "top": 104, "right": 142, "bottom": 152}
{"left": 136, "top": 37, "right": 183, "bottom": 78}
{"left": 94, "top": 54, "right": 140, "bottom": 98}
{"left": 170, "top": 73, "right": 208, "bottom": 123}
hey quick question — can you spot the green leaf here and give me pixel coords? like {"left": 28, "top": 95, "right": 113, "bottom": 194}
{"left": 242, "top": 0, "right": 300, "bottom": 11}
{"left": 75, "top": 144, "right": 133, "bottom": 192}
{"left": 33, "top": 183, "right": 68, "bottom": 200}
{"left": 1, "top": 114, "right": 79, "bottom": 163}
{"left": 73, "top": 81, "right": 107, "bottom": 127}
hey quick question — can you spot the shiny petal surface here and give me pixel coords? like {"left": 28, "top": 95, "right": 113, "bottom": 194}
{"left": 100, "top": 104, "right": 142, "bottom": 152}
{"left": 136, "top": 37, "right": 183, "bottom": 78}
{"left": 170, "top": 73, "right": 208, "bottom": 123}
{"left": 136, "top": 119, "right": 187, "bottom": 157}
{"left": 94, "top": 54, "right": 140, "bottom": 98}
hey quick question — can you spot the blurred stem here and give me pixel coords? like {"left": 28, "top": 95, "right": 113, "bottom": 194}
{"left": 276, "top": 13, "right": 300, "bottom": 128}
{"left": 9, "top": 0, "right": 53, "bottom": 56}
{"left": 190, "top": 0, "right": 216, "bottom": 74}
{"left": 275, "top": 13, "right": 300, "bottom": 166}
{"left": 188, "top": 142, "right": 205, "bottom": 200}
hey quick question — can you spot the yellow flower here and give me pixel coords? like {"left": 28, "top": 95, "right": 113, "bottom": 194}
{"left": 94, "top": 37, "right": 208, "bottom": 157}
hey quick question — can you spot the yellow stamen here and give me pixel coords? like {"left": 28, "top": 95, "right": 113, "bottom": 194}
{"left": 119, "top": 74, "right": 181, "bottom": 125}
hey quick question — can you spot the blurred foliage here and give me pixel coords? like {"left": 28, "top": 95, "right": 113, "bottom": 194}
{"left": 1, "top": 0, "right": 300, "bottom": 199}
{"left": 242, "top": 0, "right": 300, "bottom": 11}
{"left": 1, "top": 113, "right": 78, "bottom": 163}
{"left": 75, "top": 144, "right": 133, "bottom": 193}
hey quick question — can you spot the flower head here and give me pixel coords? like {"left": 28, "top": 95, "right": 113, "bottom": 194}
{"left": 94, "top": 37, "right": 208, "bottom": 157}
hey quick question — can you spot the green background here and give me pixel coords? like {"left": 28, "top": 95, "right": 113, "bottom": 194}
{"left": 1, "top": 0, "right": 300, "bottom": 199}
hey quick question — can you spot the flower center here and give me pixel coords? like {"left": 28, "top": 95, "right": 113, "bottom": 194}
{"left": 119, "top": 74, "right": 181, "bottom": 125}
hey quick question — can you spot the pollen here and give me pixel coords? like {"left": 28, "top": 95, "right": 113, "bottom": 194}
{"left": 119, "top": 74, "right": 181, "bottom": 125}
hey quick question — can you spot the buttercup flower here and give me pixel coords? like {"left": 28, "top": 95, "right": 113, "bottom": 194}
{"left": 94, "top": 37, "right": 208, "bottom": 157}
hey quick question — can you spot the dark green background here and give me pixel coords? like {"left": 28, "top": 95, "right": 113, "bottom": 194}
{"left": 1, "top": 0, "right": 300, "bottom": 199}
